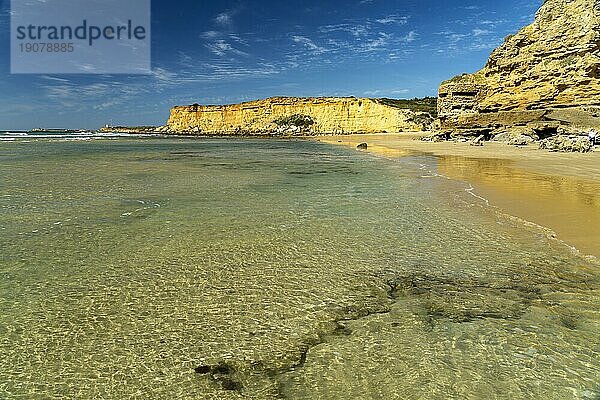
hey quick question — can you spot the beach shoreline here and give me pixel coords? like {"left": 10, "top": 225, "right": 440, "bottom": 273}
{"left": 316, "top": 132, "right": 600, "bottom": 259}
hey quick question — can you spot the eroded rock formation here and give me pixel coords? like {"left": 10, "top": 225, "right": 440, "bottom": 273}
{"left": 165, "top": 97, "right": 432, "bottom": 135}
{"left": 438, "top": 0, "right": 600, "bottom": 139}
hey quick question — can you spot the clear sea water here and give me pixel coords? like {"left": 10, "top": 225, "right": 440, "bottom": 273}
{"left": 0, "top": 137, "right": 598, "bottom": 399}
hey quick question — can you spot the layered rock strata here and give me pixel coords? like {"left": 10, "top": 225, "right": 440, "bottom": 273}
{"left": 165, "top": 97, "right": 432, "bottom": 135}
{"left": 437, "top": 0, "right": 600, "bottom": 140}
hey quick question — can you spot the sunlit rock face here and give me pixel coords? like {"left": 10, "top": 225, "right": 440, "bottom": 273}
{"left": 166, "top": 97, "right": 432, "bottom": 135}
{"left": 438, "top": 0, "right": 600, "bottom": 138}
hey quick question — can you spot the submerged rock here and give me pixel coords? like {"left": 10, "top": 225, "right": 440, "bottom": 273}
{"left": 219, "top": 377, "right": 243, "bottom": 391}
{"left": 194, "top": 362, "right": 243, "bottom": 391}
{"left": 357, "top": 143, "right": 368, "bottom": 150}
{"left": 194, "top": 365, "right": 212, "bottom": 374}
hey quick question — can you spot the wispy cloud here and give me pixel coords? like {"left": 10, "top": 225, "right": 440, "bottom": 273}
{"left": 291, "top": 35, "right": 328, "bottom": 54}
{"left": 402, "top": 30, "right": 418, "bottom": 42}
{"left": 363, "top": 88, "right": 410, "bottom": 96}
{"left": 195, "top": 10, "right": 418, "bottom": 72}
{"left": 214, "top": 11, "right": 234, "bottom": 26}
{"left": 43, "top": 82, "right": 125, "bottom": 110}
{"left": 364, "top": 33, "right": 392, "bottom": 52}
{"left": 319, "top": 24, "right": 369, "bottom": 37}
{"left": 149, "top": 68, "right": 179, "bottom": 85}
{"left": 375, "top": 15, "right": 408, "bottom": 25}
{"left": 432, "top": 28, "right": 502, "bottom": 54}
{"left": 0, "top": 3, "right": 11, "bottom": 30}
{"left": 431, "top": 0, "right": 543, "bottom": 57}
{"left": 478, "top": 19, "right": 508, "bottom": 28}
{"left": 286, "top": 13, "right": 419, "bottom": 65}
{"left": 205, "top": 40, "right": 249, "bottom": 57}
{"left": 433, "top": 17, "right": 512, "bottom": 56}
{"left": 39, "top": 75, "right": 71, "bottom": 84}
{"left": 150, "top": 62, "right": 281, "bottom": 85}
{"left": 35, "top": 60, "right": 281, "bottom": 113}
{"left": 472, "top": 28, "right": 491, "bottom": 36}
{"left": 200, "top": 30, "right": 220, "bottom": 39}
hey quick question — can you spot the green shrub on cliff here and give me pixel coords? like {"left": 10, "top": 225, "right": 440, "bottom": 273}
{"left": 273, "top": 114, "right": 315, "bottom": 128}
{"left": 444, "top": 72, "right": 487, "bottom": 85}
{"left": 409, "top": 113, "right": 434, "bottom": 128}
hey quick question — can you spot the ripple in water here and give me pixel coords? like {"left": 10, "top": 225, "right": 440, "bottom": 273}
{"left": 0, "top": 138, "right": 598, "bottom": 399}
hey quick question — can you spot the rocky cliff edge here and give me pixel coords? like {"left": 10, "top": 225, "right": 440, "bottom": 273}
{"left": 437, "top": 0, "right": 600, "bottom": 145}
{"left": 164, "top": 97, "right": 433, "bottom": 135}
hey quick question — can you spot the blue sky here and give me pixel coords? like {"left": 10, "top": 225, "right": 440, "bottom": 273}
{"left": 0, "top": 0, "right": 542, "bottom": 129}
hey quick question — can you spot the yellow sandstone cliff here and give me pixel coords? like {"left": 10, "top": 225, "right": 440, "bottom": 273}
{"left": 165, "top": 97, "right": 431, "bottom": 135}
{"left": 437, "top": 0, "right": 600, "bottom": 141}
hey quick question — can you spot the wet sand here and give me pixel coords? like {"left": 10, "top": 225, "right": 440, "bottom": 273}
{"left": 317, "top": 133, "right": 600, "bottom": 259}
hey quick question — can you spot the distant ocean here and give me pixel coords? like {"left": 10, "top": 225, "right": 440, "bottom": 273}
{"left": 1, "top": 137, "right": 598, "bottom": 399}
{"left": 0, "top": 130, "right": 148, "bottom": 141}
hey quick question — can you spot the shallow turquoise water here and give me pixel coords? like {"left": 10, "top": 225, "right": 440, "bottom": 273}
{"left": 0, "top": 138, "right": 598, "bottom": 399}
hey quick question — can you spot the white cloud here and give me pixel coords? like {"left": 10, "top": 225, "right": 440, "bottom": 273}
{"left": 39, "top": 75, "right": 71, "bottom": 83}
{"left": 282, "top": 14, "right": 417, "bottom": 66}
{"left": 479, "top": 19, "right": 507, "bottom": 28}
{"left": 151, "top": 68, "right": 178, "bottom": 84}
{"left": 200, "top": 30, "right": 220, "bottom": 39}
{"left": 291, "top": 35, "right": 328, "bottom": 54}
{"left": 36, "top": 61, "right": 283, "bottom": 112}
{"left": 402, "top": 31, "right": 418, "bottom": 43}
{"left": 152, "top": 62, "right": 281, "bottom": 85}
{"left": 433, "top": 26, "right": 504, "bottom": 56}
{"left": 319, "top": 24, "right": 369, "bottom": 37}
{"left": 365, "top": 33, "right": 392, "bottom": 51}
{"left": 472, "top": 28, "right": 490, "bottom": 36}
{"left": 214, "top": 12, "right": 233, "bottom": 26}
{"left": 363, "top": 88, "right": 410, "bottom": 96}
{"left": 375, "top": 15, "right": 408, "bottom": 25}
{"left": 205, "top": 40, "right": 249, "bottom": 57}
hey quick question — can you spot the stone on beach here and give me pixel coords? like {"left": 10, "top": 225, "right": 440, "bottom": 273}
{"left": 539, "top": 135, "right": 594, "bottom": 153}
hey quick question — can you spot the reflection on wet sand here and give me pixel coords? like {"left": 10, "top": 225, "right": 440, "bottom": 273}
{"left": 435, "top": 155, "right": 600, "bottom": 258}
{"left": 321, "top": 134, "right": 600, "bottom": 259}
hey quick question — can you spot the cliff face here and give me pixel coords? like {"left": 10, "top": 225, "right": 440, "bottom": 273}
{"left": 166, "top": 97, "right": 431, "bottom": 135}
{"left": 438, "top": 0, "right": 600, "bottom": 137}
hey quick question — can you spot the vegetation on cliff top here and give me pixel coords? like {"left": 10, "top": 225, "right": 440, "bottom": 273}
{"left": 374, "top": 97, "right": 438, "bottom": 117}
{"left": 442, "top": 72, "right": 487, "bottom": 86}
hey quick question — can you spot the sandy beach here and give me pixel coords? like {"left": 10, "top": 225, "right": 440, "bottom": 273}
{"left": 318, "top": 133, "right": 600, "bottom": 259}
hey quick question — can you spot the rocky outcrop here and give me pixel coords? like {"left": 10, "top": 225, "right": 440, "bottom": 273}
{"left": 99, "top": 126, "right": 165, "bottom": 134}
{"left": 539, "top": 135, "right": 594, "bottom": 152}
{"left": 437, "top": 0, "right": 600, "bottom": 142}
{"left": 165, "top": 97, "right": 432, "bottom": 135}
